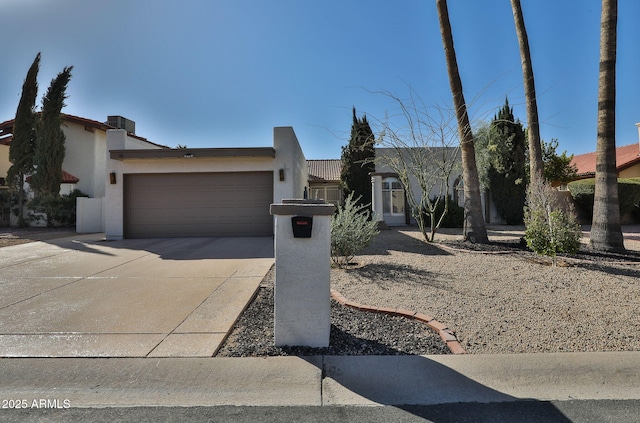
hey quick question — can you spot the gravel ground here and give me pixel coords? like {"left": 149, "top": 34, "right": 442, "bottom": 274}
{"left": 218, "top": 225, "right": 640, "bottom": 356}
{"left": 217, "top": 266, "right": 451, "bottom": 357}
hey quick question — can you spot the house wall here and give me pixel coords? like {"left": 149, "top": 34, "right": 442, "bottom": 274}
{"left": 62, "top": 122, "right": 162, "bottom": 199}
{"left": 373, "top": 148, "right": 462, "bottom": 225}
{"left": 619, "top": 164, "right": 640, "bottom": 178}
{"left": 0, "top": 144, "right": 10, "bottom": 183}
{"left": 273, "top": 127, "right": 307, "bottom": 201}
{"left": 61, "top": 122, "right": 105, "bottom": 197}
{"left": 105, "top": 127, "right": 308, "bottom": 240}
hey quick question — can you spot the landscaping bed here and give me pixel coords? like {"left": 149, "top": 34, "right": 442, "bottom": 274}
{"left": 218, "top": 226, "right": 640, "bottom": 356}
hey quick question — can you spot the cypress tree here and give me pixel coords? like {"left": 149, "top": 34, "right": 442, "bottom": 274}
{"left": 31, "top": 66, "right": 73, "bottom": 196}
{"left": 7, "top": 53, "right": 40, "bottom": 225}
{"left": 488, "top": 98, "right": 527, "bottom": 224}
{"left": 340, "top": 107, "right": 375, "bottom": 211}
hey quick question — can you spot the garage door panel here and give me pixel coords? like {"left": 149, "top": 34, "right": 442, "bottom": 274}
{"left": 124, "top": 172, "right": 274, "bottom": 238}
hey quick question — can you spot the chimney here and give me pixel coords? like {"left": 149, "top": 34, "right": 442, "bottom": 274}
{"left": 636, "top": 122, "right": 640, "bottom": 153}
{"left": 107, "top": 116, "right": 136, "bottom": 135}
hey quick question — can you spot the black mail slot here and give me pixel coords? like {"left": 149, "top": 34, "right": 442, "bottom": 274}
{"left": 291, "top": 216, "right": 313, "bottom": 238}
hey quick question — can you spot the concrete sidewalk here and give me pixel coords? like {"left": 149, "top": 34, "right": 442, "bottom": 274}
{"left": 1, "top": 352, "right": 639, "bottom": 407}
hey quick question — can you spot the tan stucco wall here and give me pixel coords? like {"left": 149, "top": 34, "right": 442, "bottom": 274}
{"left": 619, "top": 164, "right": 640, "bottom": 179}
{"left": 0, "top": 145, "right": 10, "bottom": 182}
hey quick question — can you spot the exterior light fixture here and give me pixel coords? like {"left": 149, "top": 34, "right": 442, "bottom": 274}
{"left": 109, "top": 172, "right": 117, "bottom": 184}
{"left": 279, "top": 169, "right": 285, "bottom": 181}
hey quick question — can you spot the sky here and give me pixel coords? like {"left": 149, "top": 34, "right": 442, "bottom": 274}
{"left": 1, "top": 0, "right": 639, "bottom": 159}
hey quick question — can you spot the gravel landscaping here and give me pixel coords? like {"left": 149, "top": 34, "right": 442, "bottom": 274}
{"left": 217, "top": 226, "right": 640, "bottom": 356}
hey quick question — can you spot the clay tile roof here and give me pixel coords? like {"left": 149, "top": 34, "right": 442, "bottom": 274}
{"left": 26, "top": 170, "right": 79, "bottom": 184}
{"left": 571, "top": 143, "right": 640, "bottom": 176}
{"left": 307, "top": 159, "right": 342, "bottom": 182}
{"left": 61, "top": 170, "right": 80, "bottom": 184}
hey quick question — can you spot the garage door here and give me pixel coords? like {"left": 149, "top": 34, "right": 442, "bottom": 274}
{"left": 124, "top": 172, "right": 274, "bottom": 238}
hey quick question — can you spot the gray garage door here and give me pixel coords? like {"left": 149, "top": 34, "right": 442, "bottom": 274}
{"left": 124, "top": 172, "right": 274, "bottom": 238}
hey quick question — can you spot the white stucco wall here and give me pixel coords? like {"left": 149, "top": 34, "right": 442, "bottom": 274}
{"left": 61, "top": 122, "right": 105, "bottom": 197}
{"left": 62, "top": 122, "right": 164, "bottom": 199}
{"left": 105, "top": 127, "right": 309, "bottom": 240}
{"left": 373, "top": 147, "right": 462, "bottom": 225}
{"left": 273, "top": 127, "right": 308, "bottom": 201}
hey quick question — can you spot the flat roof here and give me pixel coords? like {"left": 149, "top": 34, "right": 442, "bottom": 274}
{"left": 110, "top": 147, "right": 276, "bottom": 160}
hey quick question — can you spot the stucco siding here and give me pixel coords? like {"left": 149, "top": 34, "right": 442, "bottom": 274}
{"left": 61, "top": 122, "right": 99, "bottom": 197}
{"left": 619, "top": 164, "right": 640, "bottom": 179}
{"left": 0, "top": 145, "right": 10, "bottom": 182}
{"left": 105, "top": 127, "right": 308, "bottom": 240}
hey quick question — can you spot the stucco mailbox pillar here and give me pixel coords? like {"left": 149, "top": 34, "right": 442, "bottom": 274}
{"left": 269, "top": 199, "right": 336, "bottom": 347}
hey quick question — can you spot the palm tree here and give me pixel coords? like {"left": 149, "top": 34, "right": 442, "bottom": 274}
{"left": 591, "top": 0, "right": 624, "bottom": 252}
{"left": 510, "top": 0, "right": 544, "bottom": 183}
{"left": 435, "top": 0, "right": 488, "bottom": 243}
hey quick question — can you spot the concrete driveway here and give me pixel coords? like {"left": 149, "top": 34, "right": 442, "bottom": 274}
{"left": 0, "top": 234, "right": 274, "bottom": 358}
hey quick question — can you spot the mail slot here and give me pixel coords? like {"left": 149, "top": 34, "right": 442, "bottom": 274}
{"left": 291, "top": 216, "right": 313, "bottom": 238}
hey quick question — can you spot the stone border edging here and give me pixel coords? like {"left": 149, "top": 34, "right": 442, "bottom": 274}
{"left": 330, "top": 289, "right": 467, "bottom": 355}
{"left": 436, "top": 243, "right": 514, "bottom": 255}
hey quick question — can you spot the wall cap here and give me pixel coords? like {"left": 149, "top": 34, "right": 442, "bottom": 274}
{"left": 270, "top": 203, "right": 336, "bottom": 216}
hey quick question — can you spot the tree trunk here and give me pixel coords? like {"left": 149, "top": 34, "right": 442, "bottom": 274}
{"left": 591, "top": 0, "right": 624, "bottom": 252}
{"left": 510, "top": 0, "right": 544, "bottom": 183}
{"left": 436, "top": 0, "right": 488, "bottom": 243}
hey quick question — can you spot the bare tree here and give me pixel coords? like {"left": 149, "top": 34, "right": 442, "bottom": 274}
{"left": 374, "top": 91, "right": 461, "bottom": 242}
{"left": 436, "top": 0, "right": 488, "bottom": 243}
{"left": 590, "top": 0, "right": 625, "bottom": 252}
{"left": 510, "top": 0, "right": 544, "bottom": 183}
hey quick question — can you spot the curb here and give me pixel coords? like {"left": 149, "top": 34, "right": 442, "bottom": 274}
{"left": 330, "top": 289, "right": 467, "bottom": 355}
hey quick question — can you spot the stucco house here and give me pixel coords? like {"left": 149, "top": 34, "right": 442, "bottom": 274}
{"left": 1, "top": 113, "right": 309, "bottom": 237}
{"left": 307, "top": 159, "right": 343, "bottom": 205}
{"left": 371, "top": 147, "right": 463, "bottom": 226}
{"left": 0, "top": 114, "right": 166, "bottom": 198}
{"left": 104, "top": 126, "right": 307, "bottom": 240}
{"left": 570, "top": 123, "right": 640, "bottom": 180}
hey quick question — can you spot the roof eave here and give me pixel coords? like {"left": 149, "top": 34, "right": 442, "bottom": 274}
{"left": 109, "top": 147, "right": 276, "bottom": 161}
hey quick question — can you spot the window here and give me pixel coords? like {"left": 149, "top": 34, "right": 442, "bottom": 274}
{"left": 310, "top": 186, "right": 343, "bottom": 205}
{"left": 382, "top": 178, "right": 404, "bottom": 215}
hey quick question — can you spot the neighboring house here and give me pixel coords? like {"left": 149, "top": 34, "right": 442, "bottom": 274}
{"left": 0, "top": 114, "right": 166, "bottom": 199}
{"left": 570, "top": 125, "right": 640, "bottom": 180}
{"left": 307, "top": 159, "right": 343, "bottom": 205}
{"left": 371, "top": 147, "right": 463, "bottom": 226}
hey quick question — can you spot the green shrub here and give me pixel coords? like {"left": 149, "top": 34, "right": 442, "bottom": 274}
{"left": 568, "top": 177, "right": 640, "bottom": 221}
{"left": 27, "top": 189, "right": 88, "bottom": 227}
{"left": 421, "top": 195, "right": 464, "bottom": 229}
{"left": 524, "top": 179, "right": 582, "bottom": 265}
{"left": 567, "top": 179, "right": 595, "bottom": 219}
{"left": 331, "top": 192, "right": 379, "bottom": 268}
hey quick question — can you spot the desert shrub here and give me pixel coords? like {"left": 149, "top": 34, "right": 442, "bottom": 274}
{"left": 524, "top": 178, "right": 582, "bottom": 265}
{"left": 568, "top": 178, "right": 640, "bottom": 221}
{"left": 331, "top": 192, "right": 379, "bottom": 268}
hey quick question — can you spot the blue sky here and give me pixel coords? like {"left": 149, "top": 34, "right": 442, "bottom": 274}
{"left": 1, "top": 0, "right": 639, "bottom": 159}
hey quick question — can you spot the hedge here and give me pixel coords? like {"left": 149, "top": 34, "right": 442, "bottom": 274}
{"left": 567, "top": 177, "right": 640, "bottom": 220}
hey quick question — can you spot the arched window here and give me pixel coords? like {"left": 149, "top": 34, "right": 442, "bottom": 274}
{"left": 382, "top": 177, "right": 405, "bottom": 215}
